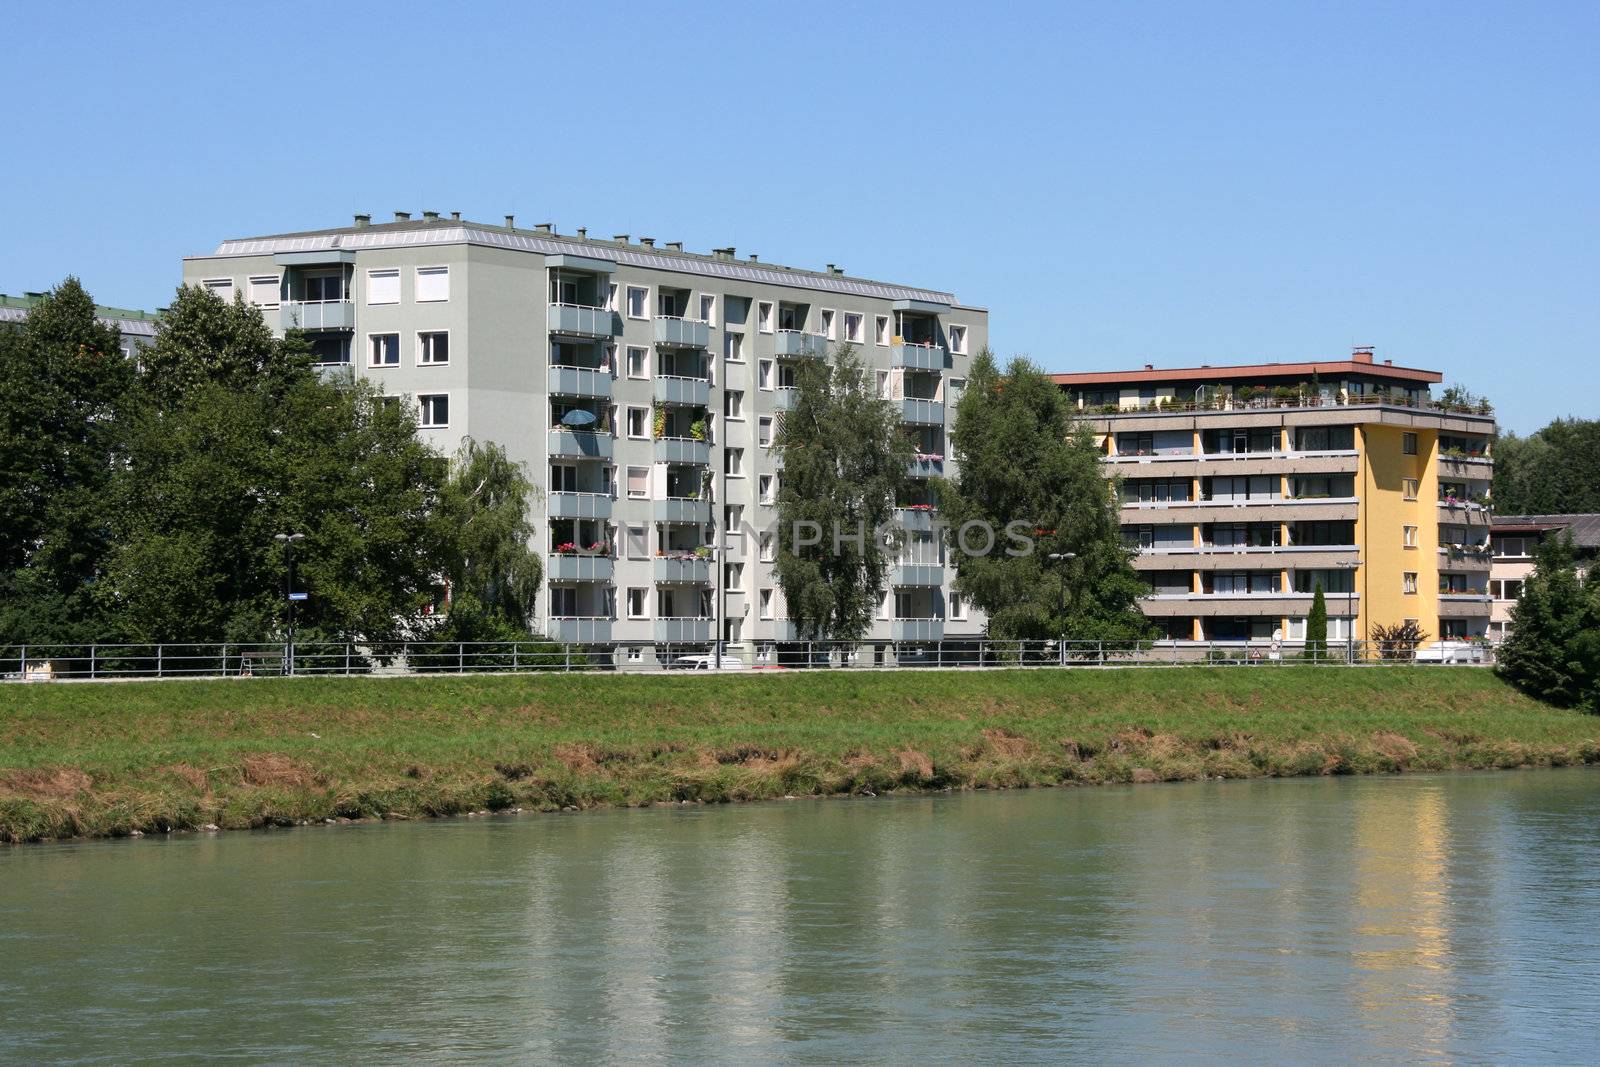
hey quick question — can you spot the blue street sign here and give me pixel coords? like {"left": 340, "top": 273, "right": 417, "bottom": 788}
{"left": 288, "top": 592, "right": 309, "bottom": 601}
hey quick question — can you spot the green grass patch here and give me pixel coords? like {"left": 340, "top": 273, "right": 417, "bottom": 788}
{"left": 2, "top": 667, "right": 1596, "bottom": 842}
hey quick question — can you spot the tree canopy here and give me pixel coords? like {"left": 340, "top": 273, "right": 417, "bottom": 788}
{"left": 1493, "top": 418, "right": 1600, "bottom": 515}
{"left": 1496, "top": 534, "right": 1600, "bottom": 712}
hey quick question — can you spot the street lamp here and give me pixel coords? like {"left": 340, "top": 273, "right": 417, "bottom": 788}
{"left": 1048, "top": 551, "right": 1077, "bottom": 661}
{"left": 275, "top": 533, "right": 306, "bottom": 674}
{"left": 1336, "top": 558, "right": 1360, "bottom": 663}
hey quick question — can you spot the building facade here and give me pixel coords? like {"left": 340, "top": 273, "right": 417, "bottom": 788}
{"left": 1488, "top": 514, "right": 1600, "bottom": 643}
{"left": 1, "top": 291, "right": 158, "bottom": 359}
{"left": 1054, "top": 350, "right": 1497, "bottom": 647}
{"left": 182, "top": 214, "right": 988, "bottom": 658}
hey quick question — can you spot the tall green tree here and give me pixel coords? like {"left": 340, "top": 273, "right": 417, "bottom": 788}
{"left": 1305, "top": 582, "right": 1328, "bottom": 660}
{"left": 775, "top": 344, "right": 911, "bottom": 640}
{"left": 1493, "top": 418, "right": 1600, "bottom": 515}
{"left": 1496, "top": 534, "right": 1600, "bottom": 711}
{"left": 937, "top": 351, "right": 1152, "bottom": 645}
{"left": 434, "top": 437, "right": 544, "bottom": 639}
{"left": 0, "top": 279, "right": 134, "bottom": 643}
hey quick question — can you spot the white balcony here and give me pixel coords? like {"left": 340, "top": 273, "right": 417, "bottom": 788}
{"left": 773, "top": 387, "right": 799, "bottom": 412}
{"left": 653, "top": 497, "right": 713, "bottom": 524}
{"left": 280, "top": 300, "right": 354, "bottom": 331}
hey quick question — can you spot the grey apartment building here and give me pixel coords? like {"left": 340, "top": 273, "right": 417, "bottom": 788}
{"left": 182, "top": 213, "right": 988, "bottom": 659}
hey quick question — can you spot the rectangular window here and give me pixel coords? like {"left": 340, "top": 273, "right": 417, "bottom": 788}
{"left": 550, "top": 587, "right": 577, "bottom": 617}
{"left": 626, "top": 466, "right": 649, "bottom": 499}
{"left": 418, "top": 331, "right": 450, "bottom": 365}
{"left": 303, "top": 274, "right": 343, "bottom": 302}
{"left": 625, "top": 523, "right": 648, "bottom": 559}
{"left": 1403, "top": 432, "right": 1418, "bottom": 456}
{"left": 627, "top": 588, "right": 648, "bottom": 619}
{"left": 725, "top": 448, "right": 744, "bottom": 477}
{"left": 247, "top": 276, "right": 279, "bottom": 307}
{"left": 950, "top": 592, "right": 966, "bottom": 620}
{"left": 758, "top": 359, "right": 774, "bottom": 390}
{"left": 875, "top": 315, "right": 891, "bottom": 346}
{"left": 415, "top": 266, "right": 450, "bottom": 302}
{"left": 725, "top": 390, "right": 744, "bottom": 419}
{"left": 949, "top": 325, "right": 967, "bottom": 355}
{"left": 367, "top": 268, "right": 400, "bottom": 305}
{"left": 1402, "top": 478, "right": 1419, "bottom": 500}
{"left": 821, "top": 309, "right": 836, "bottom": 340}
{"left": 758, "top": 473, "right": 775, "bottom": 503}
{"left": 876, "top": 370, "right": 889, "bottom": 399}
{"left": 724, "top": 333, "right": 744, "bottom": 363}
{"left": 1403, "top": 524, "right": 1418, "bottom": 548}
{"left": 418, "top": 394, "right": 449, "bottom": 427}
{"left": 203, "top": 278, "right": 233, "bottom": 298}
{"left": 758, "top": 416, "right": 774, "bottom": 448}
{"left": 1403, "top": 571, "right": 1418, "bottom": 595}
{"left": 626, "top": 346, "right": 648, "bottom": 379}
{"left": 549, "top": 464, "right": 578, "bottom": 493}
{"left": 368, "top": 333, "right": 400, "bottom": 367}
{"left": 759, "top": 532, "right": 774, "bottom": 562}
{"left": 699, "top": 294, "right": 716, "bottom": 325}
{"left": 626, "top": 286, "right": 648, "bottom": 319}
{"left": 759, "top": 588, "right": 774, "bottom": 619}
{"left": 757, "top": 301, "right": 774, "bottom": 333}
{"left": 843, "top": 312, "right": 863, "bottom": 343}
{"left": 626, "top": 407, "right": 649, "bottom": 439}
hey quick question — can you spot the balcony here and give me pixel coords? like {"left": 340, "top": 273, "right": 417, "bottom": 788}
{"left": 546, "top": 492, "right": 612, "bottom": 520}
{"left": 547, "top": 365, "right": 612, "bottom": 398}
{"left": 654, "top": 316, "right": 711, "bottom": 349}
{"left": 901, "top": 398, "right": 944, "bottom": 425}
{"left": 548, "top": 303, "right": 622, "bottom": 338}
{"left": 654, "top": 437, "right": 711, "bottom": 465}
{"left": 773, "top": 387, "right": 799, "bottom": 412}
{"left": 894, "top": 507, "right": 938, "bottom": 532}
{"left": 908, "top": 454, "right": 944, "bottom": 478}
{"left": 653, "top": 497, "right": 713, "bottom": 524}
{"left": 1131, "top": 545, "right": 1359, "bottom": 571}
{"left": 891, "top": 618, "right": 945, "bottom": 641}
{"left": 654, "top": 375, "right": 711, "bottom": 407}
{"left": 891, "top": 342, "right": 946, "bottom": 371}
{"left": 547, "top": 554, "right": 614, "bottom": 582}
{"left": 773, "top": 330, "right": 829, "bottom": 359}
{"left": 890, "top": 564, "right": 943, "bottom": 587}
{"left": 1438, "top": 453, "right": 1493, "bottom": 480}
{"left": 1139, "top": 593, "right": 1356, "bottom": 618}
{"left": 546, "top": 617, "right": 612, "bottom": 644}
{"left": 1438, "top": 546, "right": 1493, "bottom": 573}
{"left": 1438, "top": 594, "right": 1492, "bottom": 618}
{"left": 548, "top": 429, "right": 614, "bottom": 460}
{"left": 280, "top": 300, "right": 354, "bottom": 331}
{"left": 1120, "top": 498, "right": 1359, "bottom": 525}
{"left": 655, "top": 617, "right": 714, "bottom": 643}
{"left": 654, "top": 556, "right": 711, "bottom": 584}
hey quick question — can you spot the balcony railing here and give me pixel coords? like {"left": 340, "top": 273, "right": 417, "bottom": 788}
{"left": 890, "top": 564, "right": 943, "bottom": 587}
{"left": 547, "top": 554, "right": 614, "bottom": 582}
{"left": 546, "top": 492, "right": 612, "bottom": 520}
{"left": 773, "top": 387, "right": 799, "bottom": 412}
{"left": 773, "top": 330, "right": 829, "bottom": 358}
{"left": 891, "top": 341, "right": 946, "bottom": 371}
{"left": 545, "top": 617, "right": 613, "bottom": 643}
{"left": 1078, "top": 392, "right": 1495, "bottom": 419}
{"left": 654, "top": 436, "right": 711, "bottom": 465}
{"left": 891, "top": 618, "right": 945, "bottom": 641}
{"left": 547, "top": 365, "right": 612, "bottom": 398}
{"left": 654, "top": 617, "right": 714, "bottom": 643}
{"left": 280, "top": 299, "right": 354, "bottom": 331}
{"left": 654, "top": 556, "right": 711, "bottom": 584}
{"left": 901, "top": 397, "right": 944, "bottom": 425}
{"left": 652, "top": 497, "right": 712, "bottom": 523}
{"left": 894, "top": 506, "right": 938, "bottom": 531}
{"left": 548, "top": 429, "right": 614, "bottom": 460}
{"left": 548, "top": 303, "right": 622, "bottom": 338}
{"left": 908, "top": 453, "right": 944, "bottom": 477}
{"left": 653, "top": 316, "right": 711, "bottom": 349}
{"left": 653, "top": 375, "right": 711, "bottom": 407}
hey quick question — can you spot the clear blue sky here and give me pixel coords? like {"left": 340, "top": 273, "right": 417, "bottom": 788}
{"left": 2, "top": 1, "right": 1594, "bottom": 433}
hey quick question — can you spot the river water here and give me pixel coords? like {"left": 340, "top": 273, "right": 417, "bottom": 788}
{"left": 3, "top": 769, "right": 1598, "bottom": 1064}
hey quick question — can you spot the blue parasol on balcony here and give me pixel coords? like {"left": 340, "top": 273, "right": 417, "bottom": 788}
{"left": 560, "top": 409, "right": 597, "bottom": 428}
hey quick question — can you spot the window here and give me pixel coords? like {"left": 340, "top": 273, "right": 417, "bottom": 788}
{"left": 203, "top": 278, "right": 233, "bottom": 298}
{"left": 843, "top": 312, "right": 863, "bottom": 343}
{"left": 627, "top": 588, "right": 648, "bottom": 619}
{"left": 875, "top": 315, "right": 890, "bottom": 346}
{"left": 725, "top": 562, "right": 744, "bottom": 591}
{"left": 725, "top": 390, "right": 744, "bottom": 419}
{"left": 759, "top": 588, "right": 774, "bottom": 619}
{"left": 1402, "top": 478, "right": 1419, "bottom": 500}
{"left": 758, "top": 416, "right": 773, "bottom": 447}
{"left": 725, "top": 448, "right": 744, "bottom": 477}
{"left": 626, "top": 346, "right": 648, "bottom": 379}
{"left": 759, "top": 532, "right": 775, "bottom": 562}
{"left": 757, "top": 301, "right": 774, "bottom": 333}
{"left": 550, "top": 587, "right": 577, "bottom": 617}
{"left": 724, "top": 333, "right": 744, "bottom": 363}
{"left": 626, "top": 467, "right": 649, "bottom": 499}
{"left": 368, "top": 333, "right": 400, "bottom": 367}
{"left": 1402, "top": 432, "right": 1418, "bottom": 456}
{"left": 303, "top": 274, "right": 344, "bottom": 302}
{"left": 626, "top": 407, "right": 649, "bottom": 439}
{"left": 699, "top": 294, "right": 716, "bottom": 325}
{"left": 247, "top": 276, "right": 279, "bottom": 307}
{"left": 1493, "top": 579, "right": 1524, "bottom": 601}
{"left": 1403, "top": 525, "right": 1418, "bottom": 548}
{"left": 821, "top": 309, "right": 836, "bottom": 340}
{"left": 949, "top": 324, "right": 968, "bottom": 355}
{"left": 876, "top": 370, "right": 889, "bottom": 399}
{"left": 418, "top": 331, "right": 449, "bottom": 365}
{"left": 626, "top": 286, "right": 648, "bottom": 319}
{"left": 549, "top": 463, "right": 578, "bottom": 493}
{"left": 1496, "top": 535, "right": 1531, "bottom": 558}
{"left": 367, "top": 269, "right": 400, "bottom": 305}
{"left": 758, "top": 473, "right": 775, "bottom": 504}
{"left": 950, "top": 592, "right": 966, "bottom": 620}
{"left": 1403, "top": 571, "right": 1418, "bottom": 595}
{"left": 758, "top": 359, "right": 774, "bottom": 390}
{"left": 418, "top": 394, "right": 449, "bottom": 427}
{"left": 625, "top": 523, "right": 648, "bottom": 558}
{"left": 415, "top": 266, "right": 450, "bottom": 302}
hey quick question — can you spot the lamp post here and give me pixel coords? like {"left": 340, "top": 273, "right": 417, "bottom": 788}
{"left": 1336, "top": 558, "right": 1360, "bottom": 663}
{"left": 275, "top": 533, "right": 306, "bottom": 675}
{"left": 1048, "top": 551, "right": 1077, "bottom": 662}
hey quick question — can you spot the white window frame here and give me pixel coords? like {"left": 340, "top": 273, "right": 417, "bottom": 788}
{"left": 627, "top": 587, "right": 648, "bottom": 619}
{"left": 757, "top": 301, "right": 774, "bottom": 334}
{"left": 365, "top": 268, "right": 400, "bottom": 305}
{"left": 724, "top": 332, "right": 744, "bottom": 363}
{"left": 758, "top": 358, "right": 774, "bottom": 391}
{"left": 415, "top": 265, "right": 450, "bottom": 303}
{"left": 625, "top": 286, "right": 649, "bottom": 320}
{"left": 417, "top": 330, "right": 450, "bottom": 366}
{"left": 758, "top": 473, "right": 775, "bottom": 504}
{"left": 725, "top": 390, "right": 745, "bottom": 420}
{"left": 875, "top": 315, "right": 890, "bottom": 346}
{"left": 948, "top": 324, "right": 968, "bottom": 355}
{"left": 625, "top": 406, "right": 650, "bottom": 440}
{"left": 626, "top": 346, "right": 649, "bottom": 380}
{"left": 1403, "top": 525, "right": 1418, "bottom": 548}
{"left": 1402, "top": 478, "right": 1419, "bottom": 501}
{"left": 758, "top": 416, "right": 773, "bottom": 448}
{"left": 202, "top": 277, "right": 234, "bottom": 299}
{"left": 625, "top": 466, "right": 650, "bottom": 499}
{"left": 699, "top": 293, "right": 716, "bottom": 325}
{"left": 759, "top": 532, "right": 775, "bottom": 562}
{"left": 759, "top": 588, "right": 774, "bottom": 619}
{"left": 950, "top": 592, "right": 966, "bottom": 620}
{"left": 367, "top": 332, "right": 400, "bottom": 368}
{"left": 843, "top": 312, "right": 863, "bottom": 344}
{"left": 418, "top": 393, "right": 450, "bottom": 428}
{"left": 725, "top": 447, "right": 745, "bottom": 478}
{"left": 821, "top": 309, "right": 836, "bottom": 341}
{"left": 1403, "top": 571, "right": 1418, "bottom": 595}
{"left": 247, "top": 275, "right": 280, "bottom": 308}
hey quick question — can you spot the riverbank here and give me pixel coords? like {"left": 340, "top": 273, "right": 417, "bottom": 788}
{"left": 3, "top": 667, "right": 1596, "bottom": 842}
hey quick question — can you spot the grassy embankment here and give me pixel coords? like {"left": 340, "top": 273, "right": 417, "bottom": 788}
{"left": 2, "top": 667, "right": 1597, "bottom": 842}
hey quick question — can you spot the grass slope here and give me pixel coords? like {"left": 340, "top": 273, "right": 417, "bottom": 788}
{"left": 2, "top": 667, "right": 1596, "bottom": 842}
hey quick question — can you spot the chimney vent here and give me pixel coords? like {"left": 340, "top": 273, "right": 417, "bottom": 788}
{"left": 665, "top": 241, "right": 682, "bottom": 252}
{"left": 576, "top": 227, "right": 587, "bottom": 238}
{"left": 711, "top": 247, "right": 735, "bottom": 260}
{"left": 354, "top": 213, "right": 371, "bottom": 228}
{"left": 504, "top": 215, "right": 515, "bottom": 229}
{"left": 1352, "top": 345, "right": 1374, "bottom": 363}
{"left": 1144, "top": 363, "right": 1154, "bottom": 371}
{"left": 826, "top": 263, "right": 835, "bottom": 273}
{"left": 535, "top": 222, "right": 554, "bottom": 233}
{"left": 831, "top": 266, "right": 844, "bottom": 276}
{"left": 394, "top": 211, "right": 411, "bottom": 221}
{"left": 639, "top": 237, "right": 655, "bottom": 247}
{"left": 749, "top": 253, "right": 759, "bottom": 262}
{"left": 613, "top": 234, "right": 630, "bottom": 243}
{"left": 1384, "top": 359, "right": 1393, "bottom": 365}
{"left": 422, "top": 210, "right": 439, "bottom": 221}
{"left": 450, "top": 211, "right": 460, "bottom": 220}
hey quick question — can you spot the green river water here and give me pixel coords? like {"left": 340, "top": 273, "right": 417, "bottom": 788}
{"left": 3, "top": 769, "right": 1598, "bottom": 1064}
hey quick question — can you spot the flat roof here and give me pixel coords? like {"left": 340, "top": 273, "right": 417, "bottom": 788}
{"left": 0, "top": 292, "right": 159, "bottom": 336}
{"left": 1052, "top": 358, "right": 1442, "bottom": 388}
{"left": 191, "top": 217, "right": 980, "bottom": 310}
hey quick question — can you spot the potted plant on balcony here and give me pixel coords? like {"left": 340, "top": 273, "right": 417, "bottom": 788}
{"left": 689, "top": 418, "right": 707, "bottom": 442}
{"left": 554, "top": 542, "right": 579, "bottom": 555}
{"left": 693, "top": 545, "right": 712, "bottom": 559}
{"left": 652, "top": 408, "right": 666, "bottom": 439}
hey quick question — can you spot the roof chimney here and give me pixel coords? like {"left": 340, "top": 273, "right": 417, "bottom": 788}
{"left": 613, "top": 234, "right": 630, "bottom": 243}
{"left": 831, "top": 266, "right": 844, "bottom": 276}
{"left": 535, "top": 222, "right": 553, "bottom": 234}
{"left": 1352, "top": 345, "right": 1374, "bottom": 364}
{"left": 1384, "top": 359, "right": 1393, "bottom": 365}
{"left": 576, "top": 227, "right": 587, "bottom": 238}
{"left": 1144, "top": 363, "right": 1154, "bottom": 371}
{"left": 664, "top": 241, "right": 682, "bottom": 252}
{"left": 826, "top": 263, "right": 835, "bottom": 273}
{"left": 422, "top": 210, "right": 440, "bottom": 221}
{"left": 504, "top": 215, "right": 515, "bottom": 229}
{"left": 712, "top": 247, "right": 735, "bottom": 260}
{"left": 748, "top": 253, "right": 759, "bottom": 262}
{"left": 394, "top": 211, "right": 411, "bottom": 221}
{"left": 639, "top": 237, "right": 655, "bottom": 247}
{"left": 450, "top": 211, "right": 460, "bottom": 220}
{"left": 353, "top": 213, "right": 371, "bottom": 228}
